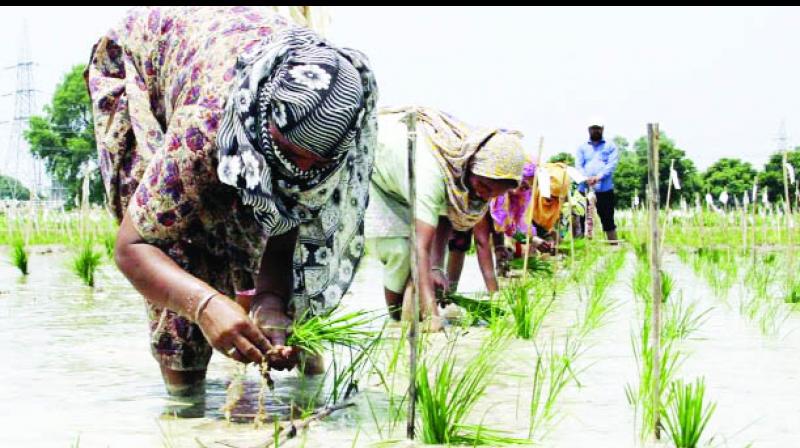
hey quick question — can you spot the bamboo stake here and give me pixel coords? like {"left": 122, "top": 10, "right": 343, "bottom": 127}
{"left": 646, "top": 123, "right": 663, "bottom": 440}
{"left": 567, "top": 177, "right": 575, "bottom": 270}
{"left": 782, "top": 151, "right": 794, "bottom": 271}
{"left": 403, "top": 110, "right": 419, "bottom": 440}
{"left": 522, "top": 136, "right": 545, "bottom": 279}
{"left": 697, "top": 193, "right": 706, "bottom": 251}
{"left": 752, "top": 181, "right": 758, "bottom": 266}
{"left": 741, "top": 196, "right": 747, "bottom": 251}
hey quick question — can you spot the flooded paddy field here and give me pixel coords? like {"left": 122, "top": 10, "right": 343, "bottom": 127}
{"left": 2, "top": 242, "right": 800, "bottom": 448}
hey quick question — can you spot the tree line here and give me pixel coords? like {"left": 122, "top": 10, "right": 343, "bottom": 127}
{"left": 7, "top": 64, "right": 798, "bottom": 211}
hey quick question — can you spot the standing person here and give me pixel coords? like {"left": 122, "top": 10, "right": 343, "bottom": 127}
{"left": 365, "top": 107, "right": 526, "bottom": 330}
{"left": 86, "top": 6, "right": 377, "bottom": 396}
{"left": 576, "top": 118, "right": 620, "bottom": 243}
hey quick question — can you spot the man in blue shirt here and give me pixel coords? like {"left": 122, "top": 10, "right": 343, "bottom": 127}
{"left": 576, "top": 118, "right": 619, "bottom": 243}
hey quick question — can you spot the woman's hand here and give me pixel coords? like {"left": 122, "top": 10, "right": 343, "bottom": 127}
{"left": 431, "top": 269, "right": 450, "bottom": 296}
{"left": 196, "top": 295, "right": 271, "bottom": 365}
{"left": 250, "top": 294, "right": 300, "bottom": 371}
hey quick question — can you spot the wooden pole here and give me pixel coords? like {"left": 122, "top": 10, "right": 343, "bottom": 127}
{"left": 741, "top": 195, "right": 747, "bottom": 251}
{"left": 782, "top": 152, "right": 794, "bottom": 270}
{"left": 403, "top": 110, "right": 419, "bottom": 440}
{"left": 752, "top": 182, "right": 758, "bottom": 267}
{"left": 522, "top": 136, "right": 545, "bottom": 279}
{"left": 646, "top": 123, "right": 663, "bottom": 440}
{"left": 567, "top": 175, "right": 575, "bottom": 270}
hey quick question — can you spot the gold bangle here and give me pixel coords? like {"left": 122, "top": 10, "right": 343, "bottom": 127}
{"left": 195, "top": 292, "right": 219, "bottom": 323}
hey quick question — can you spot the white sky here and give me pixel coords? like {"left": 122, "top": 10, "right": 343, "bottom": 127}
{"left": 2, "top": 6, "right": 800, "bottom": 187}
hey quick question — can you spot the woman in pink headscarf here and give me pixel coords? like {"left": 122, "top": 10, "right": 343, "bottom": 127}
{"left": 489, "top": 161, "right": 553, "bottom": 273}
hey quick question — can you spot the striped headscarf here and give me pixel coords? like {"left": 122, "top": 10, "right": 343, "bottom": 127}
{"left": 217, "top": 25, "right": 378, "bottom": 314}
{"left": 217, "top": 27, "right": 368, "bottom": 235}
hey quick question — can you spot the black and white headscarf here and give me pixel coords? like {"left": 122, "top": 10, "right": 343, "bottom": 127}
{"left": 217, "top": 26, "right": 378, "bottom": 315}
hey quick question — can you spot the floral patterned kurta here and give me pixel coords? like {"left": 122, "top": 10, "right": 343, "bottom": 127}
{"left": 86, "top": 6, "right": 372, "bottom": 370}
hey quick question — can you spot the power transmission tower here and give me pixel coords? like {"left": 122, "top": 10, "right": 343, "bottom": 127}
{"left": 1, "top": 21, "right": 41, "bottom": 200}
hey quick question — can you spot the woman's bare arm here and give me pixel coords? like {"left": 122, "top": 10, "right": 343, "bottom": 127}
{"left": 249, "top": 227, "right": 301, "bottom": 370}
{"left": 114, "top": 211, "right": 270, "bottom": 364}
{"left": 472, "top": 215, "right": 499, "bottom": 293}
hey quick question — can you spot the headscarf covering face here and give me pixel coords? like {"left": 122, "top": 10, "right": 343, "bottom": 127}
{"left": 411, "top": 107, "right": 525, "bottom": 231}
{"left": 532, "top": 162, "right": 569, "bottom": 231}
{"left": 491, "top": 160, "right": 537, "bottom": 237}
{"left": 217, "top": 26, "right": 378, "bottom": 315}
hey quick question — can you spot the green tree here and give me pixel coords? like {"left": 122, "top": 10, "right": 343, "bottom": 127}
{"left": 758, "top": 147, "right": 800, "bottom": 204}
{"left": 633, "top": 133, "right": 702, "bottom": 208}
{"left": 24, "top": 64, "right": 102, "bottom": 207}
{"left": 612, "top": 135, "right": 630, "bottom": 153}
{"left": 611, "top": 131, "right": 701, "bottom": 208}
{"left": 549, "top": 151, "right": 575, "bottom": 165}
{"left": 0, "top": 175, "right": 31, "bottom": 200}
{"left": 613, "top": 150, "right": 642, "bottom": 208}
{"left": 702, "top": 158, "right": 757, "bottom": 200}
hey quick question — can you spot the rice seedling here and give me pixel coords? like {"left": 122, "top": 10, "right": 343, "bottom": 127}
{"left": 10, "top": 237, "right": 28, "bottom": 275}
{"left": 325, "top": 323, "right": 386, "bottom": 406}
{"left": 364, "top": 328, "right": 411, "bottom": 439}
{"left": 415, "top": 327, "right": 529, "bottom": 445}
{"left": 785, "top": 281, "right": 800, "bottom": 304}
{"left": 287, "top": 309, "right": 382, "bottom": 357}
{"left": 508, "top": 256, "right": 553, "bottom": 276}
{"left": 445, "top": 292, "right": 507, "bottom": 323}
{"left": 575, "top": 249, "right": 625, "bottom": 336}
{"left": 528, "top": 334, "right": 585, "bottom": 440}
{"left": 102, "top": 231, "right": 116, "bottom": 259}
{"left": 661, "top": 377, "right": 717, "bottom": 448}
{"left": 501, "top": 278, "right": 555, "bottom": 340}
{"left": 626, "top": 293, "right": 684, "bottom": 441}
{"left": 72, "top": 239, "right": 102, "bottom": 287}
{"left": 662, "top": 294, "right": 712, "bottom": 341}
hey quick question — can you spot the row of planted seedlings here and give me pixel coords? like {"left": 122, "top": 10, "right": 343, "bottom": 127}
{"left": 4, "top": 209, "right": 116, "bottom": 288}
{"left": 408, "top": 237, "right": 626, "bottom": 446}
{"left": 668, "top": 212, "right": 798, "bottom": 337}
{"left": 627, "top": 244, "right": 717, "bottom": 448}
{"left": 195, "top": 236, "right": 626, "bottom": 446}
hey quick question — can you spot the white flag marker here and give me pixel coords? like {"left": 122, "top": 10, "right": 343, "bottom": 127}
{"left": 670, "top": 168, "right": 682, "bottom": 190}
{"left": 786, "top": 162, "right": 796, "bottom": 185}
{"left": 537, "top": 166, "right": 551, "bottom": 198}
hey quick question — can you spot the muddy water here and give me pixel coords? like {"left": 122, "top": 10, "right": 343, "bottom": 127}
{"left": 1, "top": 247, "right": 799, "bottom": 447}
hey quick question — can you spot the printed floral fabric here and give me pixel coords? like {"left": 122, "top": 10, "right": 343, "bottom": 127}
{"left": 86, "top": 6, "right": 377, "bottom": 317}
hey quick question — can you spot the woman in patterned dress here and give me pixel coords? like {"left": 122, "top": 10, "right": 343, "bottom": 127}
{"left": 86, "top": 6, "right": 377, "bottom": 396}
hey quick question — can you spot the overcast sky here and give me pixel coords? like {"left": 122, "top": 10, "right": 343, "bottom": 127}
{"left": 2, "top": 6, "right": 799, "bottom": 188}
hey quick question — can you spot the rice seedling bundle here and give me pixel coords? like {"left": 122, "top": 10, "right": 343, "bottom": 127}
{"left": 10, "top": 237, "right": 28, "bottom": 275}
{"left": 508, "top": 256, "right": 553, "bottom": 276}
{"left": 287, "top": 309, "right": 381, "bottom": 357}
{"left": 501, "top": 278, "right": 554, "bottom": 340}
{"left": 72, "top": 239, "right": 102, "bottom": 287}
{"left": 415, "top": 328, "right": 529, "bottom": 445}
{"left": 662, "top": 377, "right": 716, "bottom": 448}
{"left": 445, "top": 292, "right": 506, "bottom": 323}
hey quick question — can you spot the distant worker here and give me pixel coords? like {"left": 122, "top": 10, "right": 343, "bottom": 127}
{"left": 365, "top": 107, "right": 526, "bottom": 331}
{"left": 576, "top": 118, "right": 619, "bottom": 244}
